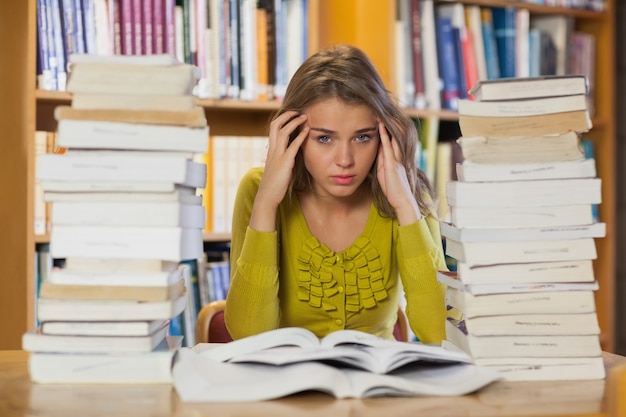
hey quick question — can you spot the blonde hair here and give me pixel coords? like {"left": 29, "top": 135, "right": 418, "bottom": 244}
{"left": 273, "top": 44, "right": 437, "bottom": 219}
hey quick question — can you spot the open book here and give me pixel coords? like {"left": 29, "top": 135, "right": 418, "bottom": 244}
{"left": 193, "top": 327, "right": 472, "bottom": 373}
{"left": 172, "top": 328, "right": 501, "bottom": 401}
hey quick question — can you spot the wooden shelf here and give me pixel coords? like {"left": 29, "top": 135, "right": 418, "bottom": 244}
{"left": 1, "top": 0, "right": 615, "bottom": 351}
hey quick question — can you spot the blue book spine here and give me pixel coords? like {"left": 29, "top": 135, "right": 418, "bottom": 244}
{"left": 50, "top": 0, "right": 67, "bottom": 90}
{"left": 81, "top": 0, "right": 97, "bottom": 54}
{"left": 451, "top": 27, "right": 468, "bottom": 100}
{"left": 36, "top": 0, "right": 57, "bottom": 90}
{"left": 480, "top": 8, "right": 500, "bottom": 80}
{"left": 492, "top": 6, "right": 516, "bottom": 78}
{"left": 435, "top": 16, "right": 460, "bottom": 111}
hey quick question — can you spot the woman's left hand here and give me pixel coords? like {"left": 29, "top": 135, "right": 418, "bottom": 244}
{"left": 376, "top": 121, "right": 422, "bottom": 225}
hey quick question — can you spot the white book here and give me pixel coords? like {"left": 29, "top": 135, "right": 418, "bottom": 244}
{"left": 446, "top": 312, "right": 601, "bottom": 337}
{"left": 446, "top": 178, "right": 601, "bottom": 208}
{"left": 71, "top": 93, "right": 196, "bottom": 111}
{"left": 444, "top": 319, "right": 601, "bottom": 359}
{"left": 445, "top": 238, "right": 597, "bottom": 267}
{"left": 44, "top": 189, "right": 202, "bottom": 205}
{"left": 50, "top": 226, "right": 204, "bottom": 261}
{"left": 28, "top": 335, "right": 183, "bottom": 384}
{"left": 22, "top": 321, "right": 169, "bottom": 353}
{"left": 458, "top": 94, "right": 588, "bottom": 117}
{"left": 446, "top": 287, "right": 597, "bottom": 318}
{"left": 41, "top": 180, "right": 199, "bottom": 193}
{"left": 456, "top": 158, "right": 597, "bottom": 182}
{"left": 69, "top": 53, "right": 183, "bottom": 66}
{"left": 440, "top": 222, "right": 606, "bottom": 243}
{"left": 51, "top": 201, "right": 206, "bottom": 228}
{"left": 37, "top": 293, "right": 188, "bottom": 322}
{"left": 449, "top": 204, "right": 595, "bottom": 229}
{"left": 469, "top": 355, "right": 605, "bottom": 382}
{"left": 38, "top": 154, "right": 207, "bottom": 189}
{"left": 56, "top": 119, "right": 209, "bottom": 153}
{"left": 66, "top": 62, "right": 201, "bottom": 95}
{"left": 437, "top": 270, "right": 599, "bottom": 295}
{"left": 61, "top": 257, "right": 180, "bottom": 274}
{"left": 455, "top": 260, "right": 596, "bottom": 284}
{"left": 49, "top": 266, "right": 183, "bottom": 287}
{"left": 41, "top": 319, "right": 170, "bottom": 336}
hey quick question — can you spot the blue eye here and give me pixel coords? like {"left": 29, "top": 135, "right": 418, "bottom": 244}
{"left": 356, "top": 134, "right": 371, "bottom": 143}
{"left": 317, "top": 135, "right": 331, "bottom": 144}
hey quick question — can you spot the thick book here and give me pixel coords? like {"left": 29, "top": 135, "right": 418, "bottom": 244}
{"left": 51, "top": 201, "right": 206, "bottom": 228}
{"left": 445, "top": 287, "right": 597, "bottom": 318}
{"left": 443, "top": 311, "right": 600, "bottom": 337}
{"left": 440, "top": 222, "right": 606, "bottom": 243}
{"left": 456, "top": 132, "right": 585, "bottom": 164}
{"left": 449, "top": 204, "right": 596, "bottom": 229}
{"left": 44, "top": 188, "right": 202, "bottom": 205}
{"left": 171, "top": 327, "right": 501, "bottom": 401}
{"left": 68, "top": 53, "right": 182, "bottom": 66}
{"left": 48, "top": 267, "right": 183, "bottom": 287}
{"left": 196, "top": 327, "right": 472, "bottom": 373}
{"left": 458, "top": 94, "right": 587, "bottom": 117}
{"left": 28, "top": 335, "right": 183, "bottom": 383}
{"left": 22, "top": 321, "right": 169, "bottom": 353}
{"left": 71, "top": 92, "right": 196, "bottom": 111}
{"left": 465, "top": 355, "right": 605, "bottom": 382}
{"left": 444, "top": 237, "right": 597, "bottom": 267}
{"left": 41, "top": 181, "right": 200, "bottom": 194}
{"left": 468, "top": 75, "right": 588, "bottom": 101}
{"left": 456, "top": 158, "right": 596, "bottom": 182}
{"left": 50, "top": 225, "right": 204, "bottom": 261}
{"left": 454, "top": 259, "right": 596, "bottom": 284}
{"left": 173, "top": 349, "right": 500, "bottom": 401}
{"left": 38, "top": 278, "right": 186, "bottom": 302}
{"left": 59, "top": 257, "right": 181, "bottom": 274}
{"left": 56, "top": 119, "right": 209, "bottom": 152}
{"left": 66, "top": 62, "right": 201, "bottom": 95}
{"left": 41, "top": 319, "right": 170, "bottom": 337}
{"left": 444, "top": 319, "right": 602, "bottom": 359}
{"left": 437, "top": 270, "right": 599, "bottom": 296}
{"left": 54, "top": 106, "right": 207, "bottom": 128}
{"left": 37, "top": 292, "right": 187, "bottom": 322}
{"left": 458, "top": 109, "right": 592, "bottom": 137}
{"left": 446, "top": 178, "right": 601, "bottom": 208}
{"left": 37, "top": 154, "right": 207, "bottom": 189}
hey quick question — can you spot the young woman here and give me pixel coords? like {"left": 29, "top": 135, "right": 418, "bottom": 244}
{"left": 224, "top": 44, "right": 447, "bottom": 344}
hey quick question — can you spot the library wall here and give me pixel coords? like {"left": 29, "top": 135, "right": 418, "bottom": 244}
{"left": 614, "top": 4, "right": 626, "bottom": 356}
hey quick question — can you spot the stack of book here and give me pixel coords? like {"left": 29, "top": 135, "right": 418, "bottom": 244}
{"left": 23, "top": 54, "right": 210, "bottom": 384}
{"left": 439, "top": 75, "right": 606, "bottom": 381}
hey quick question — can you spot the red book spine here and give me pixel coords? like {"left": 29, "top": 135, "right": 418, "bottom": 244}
{"left": 132, "top": 0, "right": 143, "bottom": 54}
{"left": 152, "top": 0, "right": 164, "bottom": 54}
{"left": 120, "top": 0, "right": 133, "bottom": 54}
{"left": 143, "top": 0, "right": 153, "bottom": 54}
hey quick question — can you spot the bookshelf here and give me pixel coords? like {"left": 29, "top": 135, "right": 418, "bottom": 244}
{"left": 0, "top": 0, "right": 615, "bottom": 351}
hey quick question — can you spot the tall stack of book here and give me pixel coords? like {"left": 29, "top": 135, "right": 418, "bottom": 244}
{"left": 23, "top": 54, "right": 210, "bottom": 384}
{"left": 439, "top": 75, "right": 606, "bottom": 381}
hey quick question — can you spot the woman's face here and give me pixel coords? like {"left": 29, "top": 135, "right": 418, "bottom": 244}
{"left": 300, "top": 98, "right": 380, "bottom": 199}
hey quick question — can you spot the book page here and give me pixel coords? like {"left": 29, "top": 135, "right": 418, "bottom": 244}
{"left": 172, "top": 348, "right": 502, "bottom": 401}
{"left": 194, "top": 327, "right": 320, "bottom": 362}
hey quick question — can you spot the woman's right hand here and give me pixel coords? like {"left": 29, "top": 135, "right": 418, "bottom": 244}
{"left": 249, "top": 111, "right": 309, "bottom": 232}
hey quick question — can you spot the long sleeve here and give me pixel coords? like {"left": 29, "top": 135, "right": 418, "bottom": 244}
{"left": 225, "top": 168, "right": 282, "bottom": 339}
{"left": 396, "top": 215, "right": 448, "bottom": 344}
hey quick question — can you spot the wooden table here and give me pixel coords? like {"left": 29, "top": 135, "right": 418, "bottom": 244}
{"left": 1, "top": 350, "right": 625, "bottom": 417}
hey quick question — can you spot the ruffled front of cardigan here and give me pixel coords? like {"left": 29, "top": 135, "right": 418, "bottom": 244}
{"left": 296, "top": 236, "right": 389, "bottom": 312}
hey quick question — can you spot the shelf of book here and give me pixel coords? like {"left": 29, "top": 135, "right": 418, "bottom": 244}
{"left": 1, "top": 0, "right": 615, "bottom": 351}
